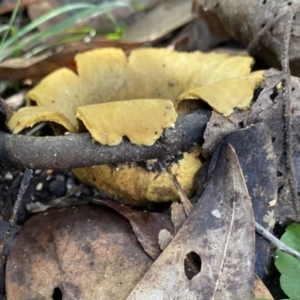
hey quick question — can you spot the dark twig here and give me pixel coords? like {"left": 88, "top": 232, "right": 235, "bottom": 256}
{"left": 281, "top": 9, "right": 300, "bottom": 218}
{"left": 0, "top": 110, "right": 209, "bottom": 170}
{"left": 0, "top": 169, "right": 32, "bottom": 295}
{"left": 159, "top": 161, "right": 193, "bottom": 216}
{"left": 255, "top": 222, "right": 300, "bottom": 261}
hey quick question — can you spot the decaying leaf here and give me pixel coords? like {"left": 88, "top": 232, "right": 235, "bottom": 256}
{"left": 127, "top": 144, "right": 255, "bottom": 299}
{"left": 7, "top": 47, "right": 261, "bottom": 204}
{"left": 202, "top": 111, "right": 237, "bottom": 154}
{"left": 193, "top": 0, "right": 300, "bottom": 75}
{"left": 6, "top": 205, "right": 153, "bottom": 300}
{"left": 27, "top": 0, "right": 160, "bottom": 33}
{"left": 208, "top": 123, "right": 277, "bottom": 279}
{"left": 245, "top": 68, "right": 300, "bottom": 220}
{"left": 171, "top": 201, "right": 188, "bottom": 234}
{"left": 122, "top": 0, "right": 194, "bottom": 43}
{"left": 92, "top": 199, "right": 174, "bottom": 260}
{"left": 253, "top": 274, "right": 274, "bottom": 300}
{"left": 0, "top": 40, "right": 140, "bottom": 81}
{"left": 0, "top": 99, "right": 13, "bottom": 133}
{"left": 0, "top": 0, "right": 36, "bottom": 15}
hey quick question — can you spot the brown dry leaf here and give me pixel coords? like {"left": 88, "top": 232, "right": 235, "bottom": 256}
{"left": 0, "top": 99, "right": 13, "bottom": 132}
{"left": 246, "top": 69, "right": 300, "bottom": 221}
{"left": 253, "top": 274, "right": 274, "bottom": 299}
{"left": 170, "top": 202, "right": 187, "bottom": 234}
{"left": 193, "top": 0, "right": 300, "bottom": 75}
{"left": 0, "top": 0, "right": 37, "bottom": 15}
{"left": 6, "top": 205, "right": 153, "bottom": 300}
{"left": 0, "top": 40, "right": 140, "bottom": 81}
{"left": 127, "top": 144, "right": 255, "bottom": 299}
{"left": 202, "top": 111, "right": 237, "bottom": 154}
{"left": 208, "top": 123, "right": 277, "bottom": 278}
{"left": 92, "top": 199, "right": 174, "bottom": 260}
{"left": 27, "top": 0, "right": 160, "bottom": 32}
{"left": 123, "top": 0, "right": 194, "bottom": 43}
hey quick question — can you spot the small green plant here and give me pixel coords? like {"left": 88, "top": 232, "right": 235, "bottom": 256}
{"left": 275, "top": 222, "right": 300, "bottom": 300}
{"left": 0, "top": 1, "right": 129, "bottom": 62}
{"left": 104, "top": 12, "right": 126, "bottom": 40}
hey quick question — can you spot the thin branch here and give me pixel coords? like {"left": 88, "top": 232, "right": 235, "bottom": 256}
{"left": 171, "top": 174, "right": 193, "bottom": 216}
{"left": 159, "top": 161, "right": 193, "bottom": 216}
{"left": 0, "top": 169, "right": 32, "bottom": 251}
{"left": 0, "top": 110, "right": 210, "bottom": 170}
{"left": 281, "top": 9, "right": 293, "bottom": 74}
{"left": 255, "top": 222, "right": 300, "bottom": 261}
{"left": 281, "top": 9, "right": 300, "bottom": 218}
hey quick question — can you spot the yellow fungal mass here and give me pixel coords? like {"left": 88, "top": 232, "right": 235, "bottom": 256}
{"left": 73, "top": 147, "right": 202, "bottom": 205}
{"left": 8, "top": 106, "right": 76, "bottom": 134}
{"left": 76, "top": 100, "right": 177, "bottom": 146}
{"left": 7, "top": 47, "right": 264, "bottom": 204}
{"left": 175, "top": 70, "right": 264, "bottom": 116}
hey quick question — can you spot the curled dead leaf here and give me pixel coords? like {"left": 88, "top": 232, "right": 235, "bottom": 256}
{"left": 193, "top": 0, "right": 300, "bottom": 75}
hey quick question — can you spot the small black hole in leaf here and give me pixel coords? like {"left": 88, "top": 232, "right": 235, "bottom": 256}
{"left": 272, "top": 137, "right": 276, "bottom": 143}
{"left": 262, "top": 0, "right": 267, "bottom": 4}
{"left": 184, "top": 251, "right": 201, "bottom": 280}
{"left": 52, "top": 287, "right": 63, "bottom": 300}
{"left": 261, "top": 22, "right": 266, "bottom": 28}
{"left": 288, "top": 1, "right": 292, "bottom": 5}
{"left": 278, "top": 184, "right": 284, "bottom": 194}
{"left": 270, "top": 88, "right": 278, "bottom": 101}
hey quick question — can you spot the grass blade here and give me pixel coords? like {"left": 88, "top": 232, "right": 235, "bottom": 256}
{"left": 0, "top": 0, "right": 21, "bottom": 47}
{"left": 0, "top": 1, "right": 129, "bottom": 62}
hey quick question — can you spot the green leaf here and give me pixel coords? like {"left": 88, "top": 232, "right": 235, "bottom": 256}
{"left": 0, "top": 0, "right": 21, "bottom": 47}
{"left": 275, "top": 223, "right": 300, "bottom": 300}
{"left": 132, "top": 4, "right": 146, "bottom": 11}
{"left": 0, "top": 3, "right": 95, "bottom": 50}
